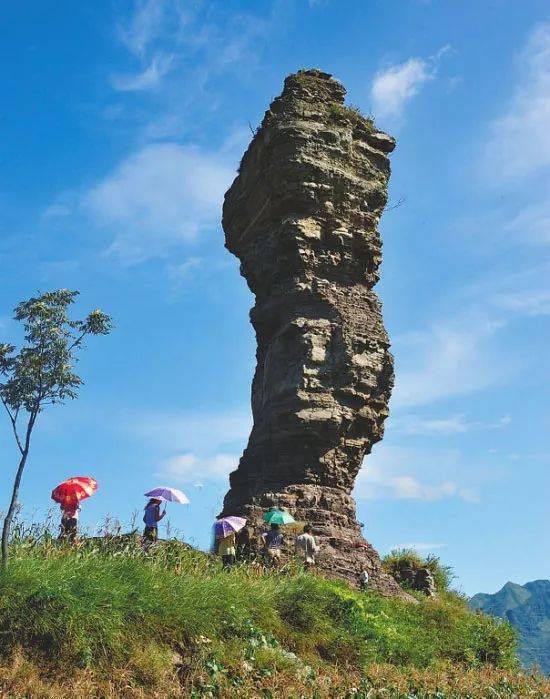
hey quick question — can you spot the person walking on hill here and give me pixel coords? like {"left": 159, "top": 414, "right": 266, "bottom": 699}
{"left": 59, "top": 502, "right": 80, "bottom": 542}
{"left": 236, "top": 524, "right": 253, "bottom": 560}
{"left": 262, "top": 523, "right": 284, "bottom": 566}
{"left": 217, "top": 532, "right": 237, "bottom": 568}
{"left": 295, "top": 524, "right": 319, "bottom": 568}
{"left": 142, "top": 497, "right": 165, "bottom": 545}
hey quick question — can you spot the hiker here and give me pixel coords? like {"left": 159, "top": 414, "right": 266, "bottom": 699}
{"left": 217, "top": 531, "right": 237, "bottom": 568}
{"left": 359, "top": 570, "right": 369, "bottom": 589}
{"left": 295, "top": 524, "right": 319, "bottom": 567}
{"left": 262, "top": 523, "right": 284, "bottom": 565}
{"left": 59, "top": 502, "right": 80, "bottom": 542}
{"left": 236, "top": 524, "right": 253, "bottom": 560}
{"left": 142, "top": 497, "right": 165, "bottom": 545}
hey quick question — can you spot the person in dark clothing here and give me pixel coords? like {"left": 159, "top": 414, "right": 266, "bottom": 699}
{"left": 59, "top": 502, "right": 80, "bottom": 542}
{"left": 142, "top": 497, "right": 165, "bottom": 545}
{"left": 262, "top": 523, "right": 284, "bottom": 565}
{"left": 236, "top": 525, "right": 253, "bottom": 560}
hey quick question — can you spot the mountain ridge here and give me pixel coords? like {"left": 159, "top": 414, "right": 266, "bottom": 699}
{"left": 470, "top": 579, "right": 550, "bottom": 675}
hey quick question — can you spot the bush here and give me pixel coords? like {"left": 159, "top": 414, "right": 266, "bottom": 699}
{"left": 382, "top": 547, "right": 455, "bottom": 592}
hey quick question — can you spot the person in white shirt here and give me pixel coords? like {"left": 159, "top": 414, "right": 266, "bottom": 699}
{"left": 295, "top": 524, "right": 319, "bottom": 567}
{"left": 359, "top": 570, "right": 369, "bottom": 589}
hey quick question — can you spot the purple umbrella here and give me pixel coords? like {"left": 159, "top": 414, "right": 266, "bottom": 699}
{"left": 144, "top": 486, "right": 190, "bottom": 504}
{"left": 214, "top": 516, "right": 247, "bottom": 539}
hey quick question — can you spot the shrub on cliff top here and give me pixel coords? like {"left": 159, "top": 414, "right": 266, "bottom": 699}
{"left": 382, "top": 547, "right": 455, "bottom": 592}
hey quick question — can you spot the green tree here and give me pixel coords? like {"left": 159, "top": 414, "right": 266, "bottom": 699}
{"left": 0, "top": 290, "right": 111, "bottom": 567}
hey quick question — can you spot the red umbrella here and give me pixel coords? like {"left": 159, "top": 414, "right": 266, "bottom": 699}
{"left": 51, "top": 476, "right": 98, "bottom": 507}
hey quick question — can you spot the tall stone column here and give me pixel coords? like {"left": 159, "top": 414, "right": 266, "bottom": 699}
{"left": 221, "top": 69, "right": 403, "bottom": 595}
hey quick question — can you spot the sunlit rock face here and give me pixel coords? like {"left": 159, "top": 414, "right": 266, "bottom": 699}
{"left": 221, "top": 69, "right": 404, "bottom": 595}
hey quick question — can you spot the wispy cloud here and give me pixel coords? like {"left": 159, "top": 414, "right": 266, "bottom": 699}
{"left": 79, "top": 142, "right": 234, "bottom": 264}
{"left": 355, "top": 446, "right": 480, "bottom": 503}
{"left": 391, "top": 314, "right": 506, "bottom": 409}
{"left": 158, "top": 452, "right": 239, "bottom": 483}
{"left": 484, "top": 23, "right": 550, "bottom": 183}
{"left": 392, "top": 413, "right": 511, "bottom": 436}
{"left": 114, "top": 0, "right": 270, "bottom": 99}
{"left": 390, "top": 542, "right": 445, "bottom": 552}
{"left": 371, "top": 46, "right": 450, "bottom": 122}
{"left": 110, "top": 53, "right": 174, "bottom": 91}
{"left": 117, "top": 0, "right": 171, "bottom": 57}
{"left": 503, "top": 200, "right": 550, "bottom": 247}
{"left": 491, "top": 289, "right": 550, "bottom": 317}
{"left": 125, "top": 408, "right": 251, "bottom": 455}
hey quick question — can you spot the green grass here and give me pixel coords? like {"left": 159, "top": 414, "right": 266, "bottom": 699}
{"left": 0, "top": 534, "right": 545, "bottom": 697}
{"left": 327, "top": 101, "right": 376, "bottom": 130}
{"left": 0, "top": 536, "right": 515, "bottom": 669}
{"left": 383, "top": 547, "right": 455, "bottom": 592}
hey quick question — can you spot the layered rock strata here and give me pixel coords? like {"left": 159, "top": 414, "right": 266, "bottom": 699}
{"left": 221, "top": 69, "right": 402, "bottom": 595}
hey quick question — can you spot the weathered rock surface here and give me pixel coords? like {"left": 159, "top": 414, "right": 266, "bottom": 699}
{"left": 221, "top": 69, "right": 404, "bottom": 596}
{"left": 395, "top": 564, "right": 438, "bottom": 597}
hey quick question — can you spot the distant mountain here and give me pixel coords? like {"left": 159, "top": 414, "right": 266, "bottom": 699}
{"left": 470, "top": 580, "right": 550, "bottom": 675}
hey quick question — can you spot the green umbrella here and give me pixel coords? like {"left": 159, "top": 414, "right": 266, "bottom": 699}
{"left": 263, "top": 509, "right": 295, "bottom": 525}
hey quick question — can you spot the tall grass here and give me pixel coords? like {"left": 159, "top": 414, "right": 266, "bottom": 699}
{"left": 0, "top": 528, "right": 546, "bottom": 697}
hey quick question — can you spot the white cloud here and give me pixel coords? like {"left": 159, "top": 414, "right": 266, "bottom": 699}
{"left": 117, "top": 0, "right": 169, "bottom": 57}
{"left": 391, "top": 315, "right": 506, "bottom": 409}
{"left": 355, "top": 445, "right": 479, "bottom": 502}
{"left": 115, "top": 0, "right": 268, "bottom": 94}
{"left": 485, "top": 23, "right": 550, "bottom": 183}
{"left": 371, "top": 47, "right": 450, "bottom": 121}
{"left": 390, "top": 542, "right": 445, "bottom": 552}
{"left": 126, "top": 408, "right": 252, "bottom": 454}
{"left": 168, "top": 256, "right": 203, "bottom": 280}
{"left": 81, "top": 142, "right": 235, "bottom": 263}
{"left": 492, "top": 289, "right": 550, "bottom": 316}
{"left": 359, "top": 465, "right": 464, "bottom": 502}
{"left": 371, "top": 58, "right": 432, "bottom": 120}
{"left": 124, "top": 408, "right": 250, "bottom": 485}
{"left": 159, "top": 452, "right": 239, "bottom": 483}
{"left": 392, "top": 413, "right": 511, "bottom": 436}
{"left": 110, "top": 53, "right": 174, "bottom": 91}
{"left": 504, "top": 201, "right": 550, "bottom": 246}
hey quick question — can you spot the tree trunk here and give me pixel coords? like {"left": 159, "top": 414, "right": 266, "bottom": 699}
{"left": 1, "top": 450, "right": 29, "bottom": 568}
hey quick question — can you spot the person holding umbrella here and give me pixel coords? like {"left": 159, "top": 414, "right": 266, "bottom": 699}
{"left": 51, "top": 476, "right": 98, "bottom": 543}
{"left": 261, "top": 508, "right": 295, "bottom": 566}
{"left": 142, "top": 498, "right": 166, "bottom": 544}
{"left": 142, "top": 487, "right": 190, "bottom": 545}
{"left": 262, "top": 523, "right": 284, "bottom": 565}
{"left": 214, "top": 516, "right": 246, "bottom": 568}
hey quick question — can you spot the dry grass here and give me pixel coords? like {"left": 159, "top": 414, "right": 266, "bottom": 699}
{"left": 0, "top": 649, "right": 549, "bottom": 698}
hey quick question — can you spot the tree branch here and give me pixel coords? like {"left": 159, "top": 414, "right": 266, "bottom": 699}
{"left": 0, "top": 396, "right": 24, "bottom": 455}
{"left": 67, "top": 330, "right": 88, "bottom": 353}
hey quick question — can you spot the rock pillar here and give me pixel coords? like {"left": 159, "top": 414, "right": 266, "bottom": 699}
{"left": 221, "top": 69, "right": 403, "bottom": 595}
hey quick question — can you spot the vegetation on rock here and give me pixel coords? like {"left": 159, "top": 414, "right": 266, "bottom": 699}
{"left": 383, "top": 548, "right": 455, "bottom": 593}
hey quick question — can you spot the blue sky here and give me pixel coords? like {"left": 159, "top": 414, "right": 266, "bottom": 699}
{"left": 1, "top": 0, "right": 549, "bottom": 596}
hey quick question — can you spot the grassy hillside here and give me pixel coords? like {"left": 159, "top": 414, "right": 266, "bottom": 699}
{"left": 0, "top": 535, "right": 548, "bottom": 698}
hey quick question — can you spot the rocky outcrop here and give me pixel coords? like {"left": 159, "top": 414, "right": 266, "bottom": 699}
{"left": 394, "top": 565, "right": 437, "bottom": 597}
{"left": 221, "top": 69, "right": 403, "bottom": 596}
